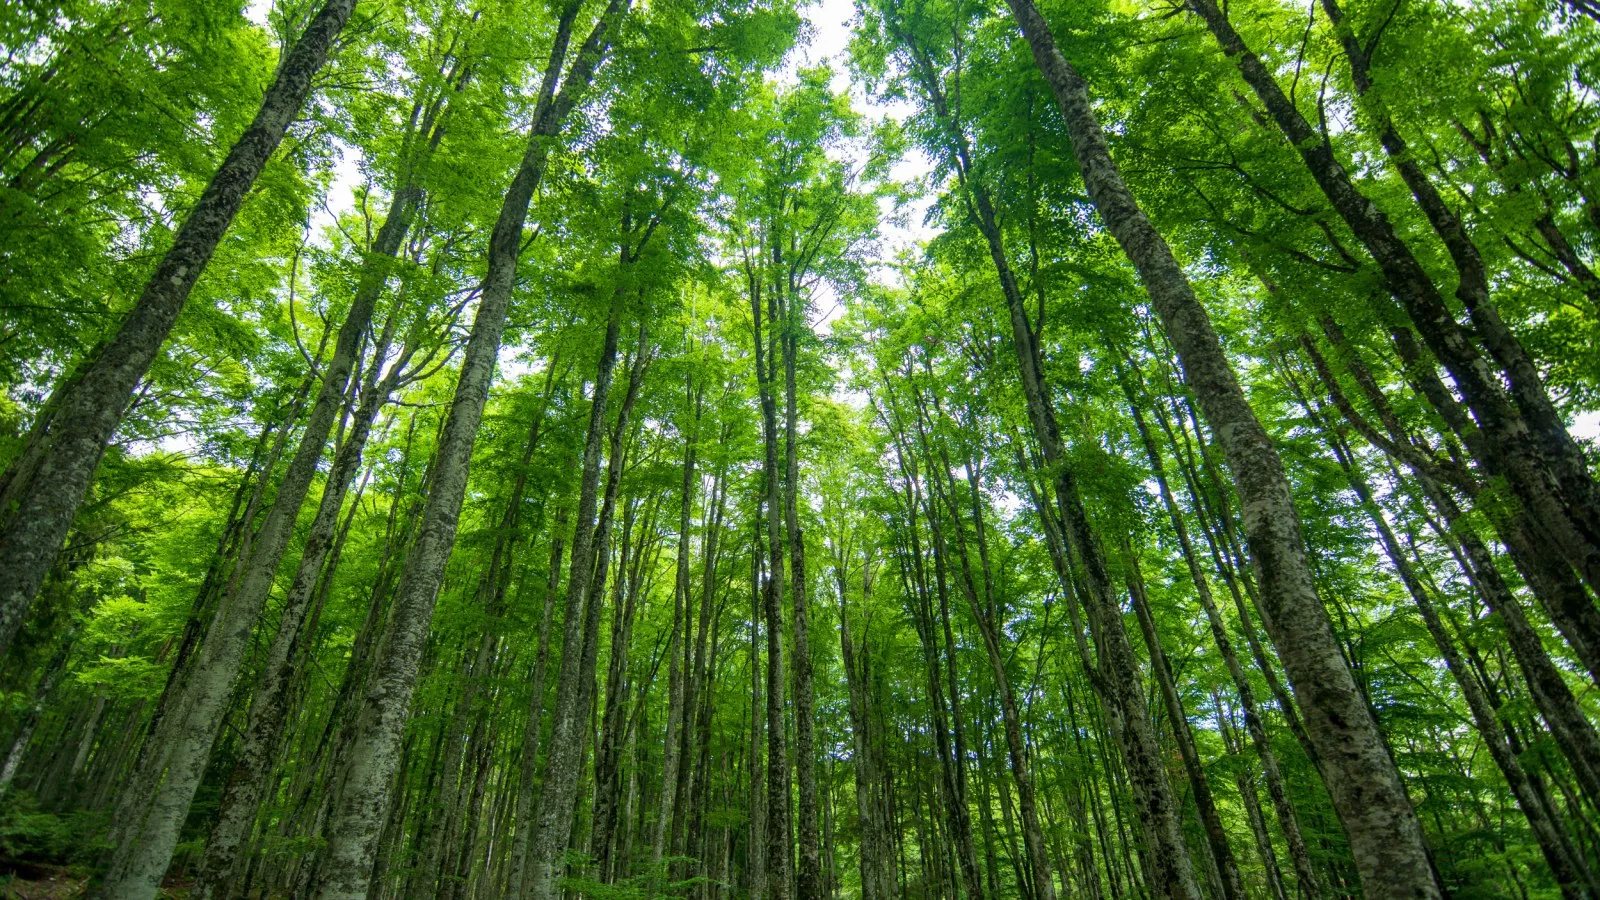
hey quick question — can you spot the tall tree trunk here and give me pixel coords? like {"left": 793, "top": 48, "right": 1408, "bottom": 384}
{"left": 683, "top": 459, "right": 729, "bottom": 880}
{"left": 750, "top": 241, "right": 793, "bottom": 900}
{"left": 193, "top": 326, "right": 405, "bottom": 899}
{"left": 1212, "top": 696, "right": 1288, "bottom": 900}
{"left": 654, "top": 381, "right": 701, "bottom": 869}
{"left": 1187, "top": 0, "right": 1600, "bottom": 602}
{"left": 1289, "top": 361, "right": 1600, "bottom": 897}
{"left": 311, "top": 2, "right": 626, "bottom": 891}
{"left": 505, "top": 502, "right": 568, "bottom": 898}
{"left": 884, "top": 450, "right": 986, "bottom": 900}
{"left": 0, "top": 0, "right": 359, "bottom": 659}
{"left": 1318, "top": 0, "right": 1600, "bottom": 593}
{"left": 0, "top": 633, "right": 75, "bottom": 797}
{"left": 1314, "top": 319, "right": 1600, "bottom": 687}
{"left": 524, "top": 305, "right": 651, "bottom": 900}
{"left": 1119, "top": 360, "right": 1320, "bottom": 895}
{"left": 835, "top": 555, "right": 896, "bottom": 900}
{"left": 880, "top": 16, "right": 1205, "bottom": 895}
{"left": 1000, "top": 2, "right": 1441, "bottom": 894}
{"left": 747, "top": 535, "right": 769, "bottom": 900}
{"left": 425, "top": 366, "right": 567, "bottom": 896}
{"left": 918, "top": 424, "right": 1059, "bottom": 900}
{"left": 1122, "top": 550, "right": 1244, "bottom": 900}
{"left": 593, "top": 494, "right": 650, "bottom": 880}
{"left": 777, "top": 270, "right": 823, "bottom": 900}
{"left": 101, "top": 173, "right": 423, "bottom": 900}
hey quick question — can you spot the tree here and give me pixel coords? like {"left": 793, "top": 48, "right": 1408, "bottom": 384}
{"left": 0, "top": 0, "right": 1595, "bottom": 897}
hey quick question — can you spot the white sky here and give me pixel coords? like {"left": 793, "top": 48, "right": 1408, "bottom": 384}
{"left": 786, "top": 0, "right": 936, "bottom": 334}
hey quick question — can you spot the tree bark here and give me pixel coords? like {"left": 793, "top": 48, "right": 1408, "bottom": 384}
{"left": 522, "top": 276, "right": 651, "bottom": 900}
{"left": 194, "top": 160, "right": 469, "bottom": 889}
{"left": 1318, "top": 0, "right": 1600, "bottom": 592}
{"left": 1000, "top": 2, "right": 1440, "bottom": 894}
{"left": 1188, "top": 0, "right": 1600, "bottom": 603}
{"left": 747, "top": 534, "right": 769, "bottom": 900}
{"left": 505, "top": 502, "right": 567, "bottom": 898}
{"left": 593, "top": 493, "right": 651, "bottom": 880}
{"left": 1315, "top": 320, "right": 1600, "bottom": 689}
{"left": 654, "top": 381, "right": 701, "bottom": 869}
{"left": 1293, "top": 369, "right": 1600, "bottom": 898}
{"left": 916, "top": 418, "right": 1060, "bottom": 900}
{"left": 1123, "top": 550, "right": 1245, "bottom": 900}
{"left": 750, "top": 235, "right": 793, "bottom": 900}
{"left": 835, "top": 553, "right": 897, "bottom": 900}
{"left": 777, "top": 260, "right": 823, "bottom": 900}
{"left": 0, "top": 0, "right": 359, "bottom": 660}
{"left": 101, "top": 170, "right": 422, "bottom": 900}
{"left": 883, "top": 442, "right": 987, "bottom": 900}
{"left": 311, "top": 1, "right": 625, "bottom": 891}
{"left": 1119, "top": 359, "right": 1320, "bottom": 895}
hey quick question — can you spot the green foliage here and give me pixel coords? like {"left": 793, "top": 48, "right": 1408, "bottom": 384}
{"left": 0, "top": 793, "right": 104, "bottom": 866}
{"left": 0, "top": 0, "right": 1597, "bottom": 894}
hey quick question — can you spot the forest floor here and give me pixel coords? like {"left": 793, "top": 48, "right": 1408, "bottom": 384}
{"left": 0, "top": 860, "right": 86, "bottom": 898}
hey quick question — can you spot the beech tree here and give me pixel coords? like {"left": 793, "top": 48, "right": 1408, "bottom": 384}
{"left": 0, "top": 0, "right": 1596, "bottom": 896}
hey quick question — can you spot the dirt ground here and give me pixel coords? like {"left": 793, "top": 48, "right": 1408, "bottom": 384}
{"left": 0, "top": 861, "right": 87, "bottom": 898}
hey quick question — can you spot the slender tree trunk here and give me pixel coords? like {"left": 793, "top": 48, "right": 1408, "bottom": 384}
{"left": 1318, "top": 0, "right": 1600, "bottom": 593}
{"left": 101, "top": 183, "right": 423, "bottom": 900}
{"left": 655, "top": 383, "right": 701, "bottom": 868}
{"left": 1314, "top": 320, "right": 1600, "bottom": 687}
{"left": 835, "top": 557, "right": 896, "bottom": 900}
{"left": 918, "top": 428, "right": 1059, "bottom": 900}
{"left": 1119, "top": 360, "right": 1320, "bottom": 895}
{"left": 195, "top": 301, "right": 422, "bottom": 899}
{"left": 748, "top": 537, "right": 768, "bottom": 900}
{"left": 524, "top": 309, "right": 650, "bottom": 900}
{"left": 0, "top": 0, "right": 359, "bottom": 660}
{"left": 429, "top": 259, "right": 565, "bottom": 900}
{"left": 1188, "top": 0, "right": 1600, "bottom": 602}
{"left": 506, "top": 502, "right": 567, "bottom": 897}
{"left": 311, "top": 3, "right": 626, "bottom": 891}
{"left": 1213, "top": 696, "right": 1288, "bottom": 900}
{"left": 1288, "top": 364, "right": 1600, "bottom": 897}
{"left": 0, "top": 634, "right": 74, "bottom": 797}
{"left": 684, "top": 461, "right": 729, "bottom": 881}
{"left": 593, "top": 495, "right": 649, "bottom": 880}
{"left": 750, "top": 244, "right": 793, "bottom": 900}
{"left": 999, "top": 3, "right": 1440, "bottom": 894}
{"left": 886, "top": 456, "right": 986, "bottom": 900}
{"left": 881, "top": 18, "right": 1204, "bottom": 895}
{"left": 777, "top": 275, "right": 823, "bottom": 900}
{"left": 1123, "top": 550, "right": 1244, "bottom": 900}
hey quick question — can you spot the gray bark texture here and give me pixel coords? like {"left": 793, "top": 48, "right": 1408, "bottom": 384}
{"left": 1001, "top": 1, "right": 1441, "bottom": 894}
{"left": 194, "top": 181, "right": 421, "bottom": 900}
{"left": 1188, "top": 0, "right": 1600, "bottom": 609}
{"left": 1120, "top": 365, "right": 1320, "bottom": 896}
{"left": 524, "top": 310, "right": 644, "bottom": 900}
{"left": 1297, "top": 376, "right": 1600, "bottom": 898}
{"left": 877, "top": 11, "right": 1203, "bottom": 893}
{"left": 310, "top": 0, "right": 624, "bottom": 890}
{"left": 1317, "top": 0, "right": 1600, "bottom": 596}
{"left": 653, "top": 396, "right": 698, "bottom": 869}
{"left": 836, "top": 573, "right": 897, "bottom": 900}
{"left": 0, "top": 0, "right": 358, "bottom": 662}
{"left": 779, "top": 273, "right": 824, "bottom": 900}
{"left": 99, "top": 119, "right": 414, "bottom": 900}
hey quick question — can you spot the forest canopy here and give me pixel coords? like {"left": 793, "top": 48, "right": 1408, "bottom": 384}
{"left": 0, "top": 0, "right": 1598, "bottom": 896}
